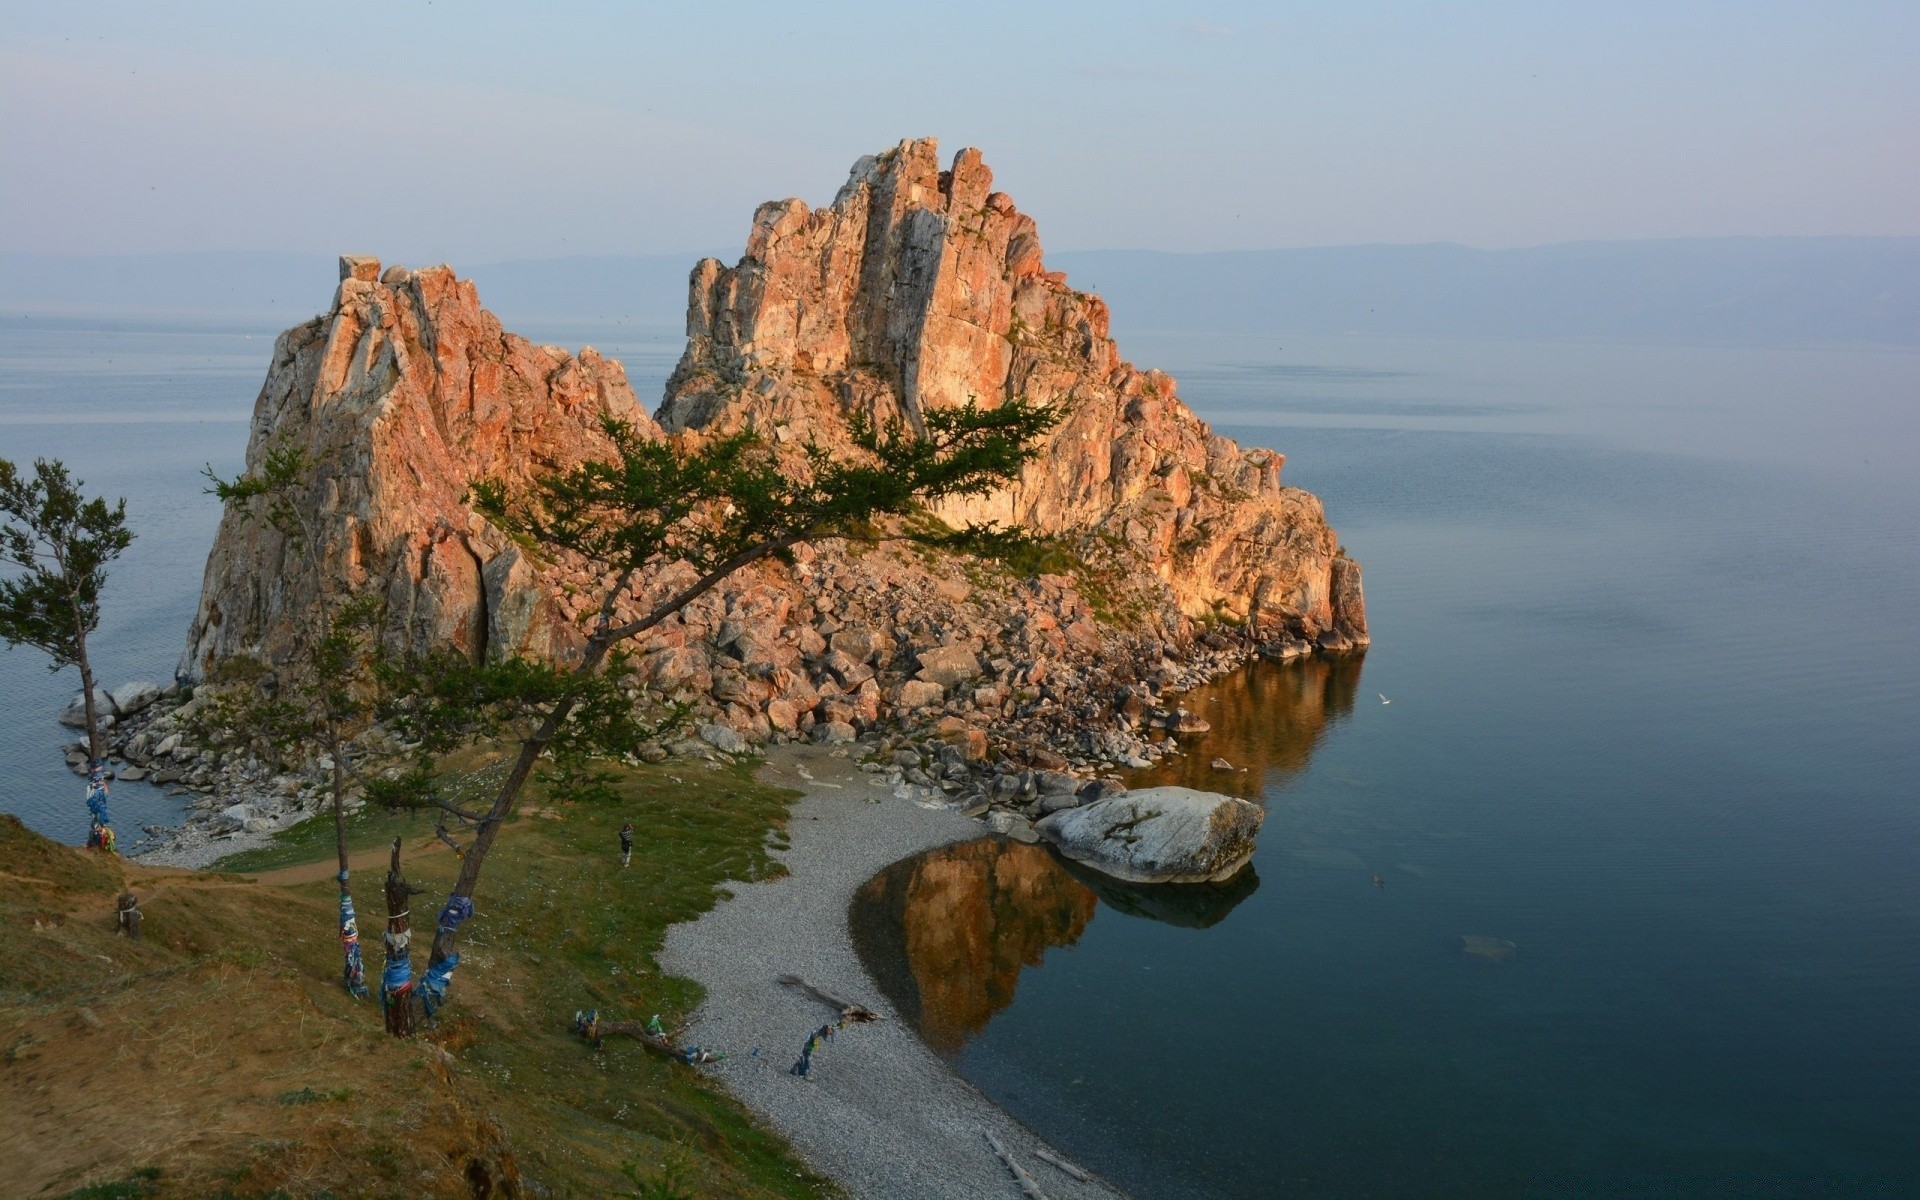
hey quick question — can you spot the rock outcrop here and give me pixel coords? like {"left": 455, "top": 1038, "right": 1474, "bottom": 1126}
{"left": 180, "top": 256, "right": 647, "bottom": 679}
{"left": 662, "top": 138, "right": 1368, "bottom": 639}
{"left": 1036, "top": 787, "right": 1264, "bottom": 884}
{"left": 177, "top": 139, "right": 1366, "bottom": 798}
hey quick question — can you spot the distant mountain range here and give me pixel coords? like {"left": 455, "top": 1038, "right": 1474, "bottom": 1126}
{"left": 4, "top": 237, "right": 1914, "bottom": 346}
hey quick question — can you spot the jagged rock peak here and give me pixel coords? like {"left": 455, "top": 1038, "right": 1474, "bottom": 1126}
{"left": 179, "top": 256, "right": 650, "bottom": 680}
{"left": 661, "top": 138, "right": 1368, "bottom": 640}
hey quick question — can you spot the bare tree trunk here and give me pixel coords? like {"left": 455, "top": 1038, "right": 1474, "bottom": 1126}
{"left": 381, "top": 837, "right": 418, "bottom": 1036}
{"left": 74, "top": 635, "right": 103, "bottom": 763}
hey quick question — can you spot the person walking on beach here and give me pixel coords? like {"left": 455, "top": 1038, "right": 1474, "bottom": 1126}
{"left": 619, "top": 822, "right": 634, "bottom": 868}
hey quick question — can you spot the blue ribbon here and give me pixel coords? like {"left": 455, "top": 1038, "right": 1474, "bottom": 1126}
{"left": 339, "top": 892, "right": 368, "bottom": 998}
{"left": 419, "top": 952, "right": 459, "bottom": 1017}
{"left": 381, "top": 955, "right": 412, "bottom": 1010}
{"left": 437, "top": 895, "right": 474, "bottom": 934}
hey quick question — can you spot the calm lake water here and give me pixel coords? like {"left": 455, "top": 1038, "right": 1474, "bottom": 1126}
{"left": 852, "top": 331, "right": 1920, "bottom": 1198}
{"left": 4, "top": 312, "right": 1916, "bottom": 1196}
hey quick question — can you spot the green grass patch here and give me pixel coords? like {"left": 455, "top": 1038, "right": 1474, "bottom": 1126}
{"left": 210, "top": 803, "right": 434, "bottom": 875}
{"left": 8, "top": 753, "right": 835, "bottom": 1198}
{"left": 239, "top": 753, "right": 827, "bottom": 1197}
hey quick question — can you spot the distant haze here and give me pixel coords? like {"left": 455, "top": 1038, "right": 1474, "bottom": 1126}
{"left": 4, "top": 239, "right": 1915, "bottom": 350}
{"left": 2, "top": 2, "right": 1916, "bottom": 262}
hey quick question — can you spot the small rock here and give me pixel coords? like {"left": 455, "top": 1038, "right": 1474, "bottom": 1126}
{"left": 812, "top": 720, "right": 857, "bottom": 745}
{"left": 898, "top": 679, "right": 944, "bottom": 710}
{"left": 1035, "top": 770, "right": 1080, "bottom": 795}
{"left": 698, "top": 723, "right": 750, "bottom": 755}
{"left": 914, "top": 644, "right": 981, "bottom": 688}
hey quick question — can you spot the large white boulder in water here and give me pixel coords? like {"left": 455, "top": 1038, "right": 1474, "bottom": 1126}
{"left": 1035, "top": 786, "right": 1264, "bottom": 884}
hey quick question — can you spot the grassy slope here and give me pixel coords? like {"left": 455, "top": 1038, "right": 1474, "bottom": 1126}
{"left": 0, "top": 754, "right": 830, "bottom": 1200}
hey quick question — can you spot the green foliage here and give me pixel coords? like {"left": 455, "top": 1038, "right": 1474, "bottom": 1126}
{"left": 425, "top": 397, "right": 1057, "bottom": 796}
{"left": 471, "top": 397, "right": 1058, "bottom": 617}
{"left": 202, "top": 445, "right": 311, "bottom": 535}
{"left": 0, "top": 457, "right": 133, "bottom": 672}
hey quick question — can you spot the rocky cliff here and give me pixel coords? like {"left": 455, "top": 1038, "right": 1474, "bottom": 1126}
{"left": 181, "top": 256, "right": 646, "bottom": 679}
{"left": 180, "top": 140, "right": 1366, "bottom": 788}
{"left": 662, "top": 139, "right": 1367, "bottom": 639}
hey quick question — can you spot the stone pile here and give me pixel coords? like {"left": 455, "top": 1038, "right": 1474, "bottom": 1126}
{"left": 143, "top": 139, "right": 1369, "bottom": 847}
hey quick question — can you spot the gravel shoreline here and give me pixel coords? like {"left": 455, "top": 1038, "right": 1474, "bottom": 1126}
{"left": 660, "top": 743, "right": 1133, "bottom": 1200}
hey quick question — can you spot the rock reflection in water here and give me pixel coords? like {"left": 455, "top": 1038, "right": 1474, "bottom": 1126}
{"left": 1056, "top": 857, "right": 1260, "bottom": 929}
{"left": 850, "top": 837, "right": 1096, "bottom": 1056}
{"left": 1133, "top": 655, "right": 1364, "bottom": 798}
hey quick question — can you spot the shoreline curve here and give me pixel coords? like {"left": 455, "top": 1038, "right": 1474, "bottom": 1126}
{"left": 659, "top": 743, "right": 1133, "bottom": 1200}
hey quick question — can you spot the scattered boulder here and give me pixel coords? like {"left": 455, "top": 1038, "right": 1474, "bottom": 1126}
{"left": 828, "top": 625, "right": 887, "bottom": 664}
{"left": 812, "top": 720, "right": 857, "bottom": 745}
{"left": 59, "top": 688, "right": 118, "bottom": 729}
{"left": 109, "top": 681, "right": 164, "bottom": 716}
{"left": 1035, "top": 770, "right": 1080, "bottom": 795}
{"left": 899, "top": 680, "right": 945, "bottom": 710}
{"left": 914, "top": 645, "right": 981, "bottom": 688}
{"left": 1036, "top": 786, "right": 1263, "bottom": 884}
{"left": 697, "top": 723, "right": 750, "bottom": 755}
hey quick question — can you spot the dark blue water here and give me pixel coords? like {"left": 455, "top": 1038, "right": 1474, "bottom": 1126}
{"left": 0, "top": 312, "right": 683, "bottom": 846}
{"left": 855, "top": 332, "right": 1920, "bottom": 1198}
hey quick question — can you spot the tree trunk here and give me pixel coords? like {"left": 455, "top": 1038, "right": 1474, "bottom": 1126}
{"left": 332, "top": 727, "right": 367, "bottom": 997}
{"left": 410, "top": 540, "right": 799, "bottom": 1022}
{"left": 74, "top": 637, "right": 103, "bottom": 764}
{"left": 381, "top": 837, "right": 417, "bottom": 1036}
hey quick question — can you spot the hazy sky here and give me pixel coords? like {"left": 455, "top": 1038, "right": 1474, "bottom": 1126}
{"left": 3, "top": 1, "right": 1915, "bottom": 261}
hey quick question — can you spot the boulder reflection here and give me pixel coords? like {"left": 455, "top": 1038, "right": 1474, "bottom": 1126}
{"left": 1131, "top": 655, "right": 1364, "bottom": 798}
{"left": 851, "top": 837, "right": 1097, "bottom": 1055}
{"left": 1056, "top": 857, "right": 1260, "bottom": 929}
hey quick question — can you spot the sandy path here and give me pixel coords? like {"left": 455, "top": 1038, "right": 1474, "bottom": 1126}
{"left": 660, "top": 744, "right": 1132, "bottom": 1200}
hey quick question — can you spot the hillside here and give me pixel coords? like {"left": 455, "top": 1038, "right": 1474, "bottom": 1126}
{"left": 0, "top": 759, "right": 831, "bottom": 1199}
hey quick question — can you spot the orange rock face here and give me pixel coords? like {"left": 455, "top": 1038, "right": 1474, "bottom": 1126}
{"left": 663, "top": 138, "right": 1368, "bottom": 638}
{"left": 180, "top": 259, "right": 649, "bottom": 678}
{"left": 180, "top": 141, "right": 1366, "bottom": 766}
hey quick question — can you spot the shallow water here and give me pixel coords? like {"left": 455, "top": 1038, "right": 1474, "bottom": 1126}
{"left": 852, "top": 332, "right": 1920, "bottom": 1198}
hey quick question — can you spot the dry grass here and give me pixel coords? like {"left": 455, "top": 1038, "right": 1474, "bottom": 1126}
{"left": 0, "top": 754, "right": 836, "bottom": 1200}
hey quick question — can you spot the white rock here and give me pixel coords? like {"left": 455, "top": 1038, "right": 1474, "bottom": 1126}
{"left": 1036, "top": 786, "right": 1264, "bottom": 884}
{"left": 697, "top": 722, "right": 749, "bottom": 755}
{"left": 59, "top": 687, "right": 118, "bottom": 728}
{"left": 109, "top": 681, "right": 164, "bottom": 715}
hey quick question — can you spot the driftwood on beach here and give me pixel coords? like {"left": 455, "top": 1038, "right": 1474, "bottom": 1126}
{"left": 571, "top": 1010, "right": 720, "bottom": 1064}
{"left": 1033, "top": 1145, "right": 1093, "bottom": 1182}
{"left": 984, "top": 1130, "right": 1052, "bottom": 1200}
{"left": 778, "top": 973, "right": 884, "bottom": 1023}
